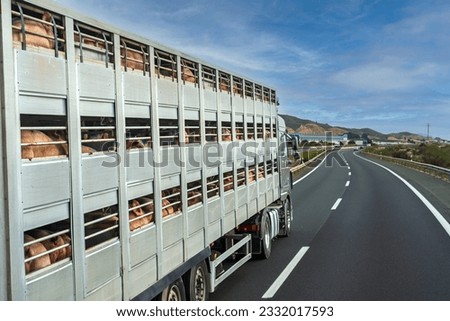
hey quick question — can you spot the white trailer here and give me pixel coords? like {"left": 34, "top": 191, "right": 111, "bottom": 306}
{"left": 0, "top": 0, "right": 294, "bottom": 300}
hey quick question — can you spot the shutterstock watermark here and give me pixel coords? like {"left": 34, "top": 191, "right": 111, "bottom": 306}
{"left": 101, "top": 140, "right": 284, "bottom": 168}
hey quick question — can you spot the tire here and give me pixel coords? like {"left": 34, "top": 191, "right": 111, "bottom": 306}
{"left": 259, "top": 213, "right": 272, "bottom": 259}
{"left": 185, "top": 261, "right": 210, "bottom": 301}
{"left": 280, "top": 199, "right": 292, "bottom": 237}
{"left": 160, "top": 278, "right": 186, "bottom": 301}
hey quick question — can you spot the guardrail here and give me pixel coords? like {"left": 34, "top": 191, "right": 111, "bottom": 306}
{"left": 290, "top": 149, "right": 327, "bottom": 173}
{"left": 362, "top": 152, "right": 450, "bottom": 182}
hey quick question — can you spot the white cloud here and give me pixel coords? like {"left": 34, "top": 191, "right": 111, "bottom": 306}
{"left": 330, "top": 57, "right": 441, "bottom": 93}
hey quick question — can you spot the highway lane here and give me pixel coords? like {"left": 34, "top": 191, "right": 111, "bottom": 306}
{"left": 273, "top": 150, "right": 450, "bottom": 300}
{"left": 210, "top": 149, "right": 351, "bottom": 300}
{"left": 210, "top": 149, "right": 450, "bottom": 300}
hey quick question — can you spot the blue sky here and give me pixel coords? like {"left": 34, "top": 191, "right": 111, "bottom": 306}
{"left": 57, "top": 0, "right": 450, "bottom": 139}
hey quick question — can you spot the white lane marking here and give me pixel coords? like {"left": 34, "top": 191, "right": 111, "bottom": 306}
{"left": 331, "top": 198, "right": 342, "bottom": 210}
{"left": 348, "top": 172, "right": 352, "bottom": 176}
{"left": 345, "top": 181, "right": 350, "bottom": 187}
{"left": 348, "top": 166, "right": 351, "bottom": 170}
{"left": 293, "top": 153, "right": 330, "bottom": 185}
{"left": 356, "top": 153, "right": 450, "bottom": 238}
{"left": 262, "top": 246, "right": 310, "bottom": 299}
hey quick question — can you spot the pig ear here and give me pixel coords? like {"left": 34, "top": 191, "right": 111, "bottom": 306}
{"left": 42, "top": 11, "right": 52, "bottom": 22}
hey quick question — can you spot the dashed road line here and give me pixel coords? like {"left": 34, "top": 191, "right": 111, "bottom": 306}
{"left": 262, "top": 246, "right": 310, "bottom": 299}
{"left": 331, "top": 198, "right": 342, "bottom": 210}
{"left": 345, "top": 181, "right": 350, "bottom": 187}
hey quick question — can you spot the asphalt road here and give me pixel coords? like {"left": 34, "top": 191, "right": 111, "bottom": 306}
{"left": 210, "top": 149, "right": 450, "bottom": 300}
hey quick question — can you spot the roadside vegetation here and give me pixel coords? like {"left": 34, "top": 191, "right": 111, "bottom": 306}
{"left": 364, "top": 143, "right": 450, "bottom": 169}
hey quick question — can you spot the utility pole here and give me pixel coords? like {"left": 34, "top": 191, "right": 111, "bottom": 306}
{"left": 427, "top": 123, "right": 430, "bottom": 140}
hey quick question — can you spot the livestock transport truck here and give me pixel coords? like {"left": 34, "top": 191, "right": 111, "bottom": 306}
{"left": 0, "top": 0, "right": 296, "bottom": 300}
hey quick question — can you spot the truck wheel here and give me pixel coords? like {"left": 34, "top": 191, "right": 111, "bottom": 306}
{"left": 160, "top": 278, "right": 186, "bottom": 301}
{"left": 185, "top": 261, "right": 210, "bottom": 301}
{"left": 259, "top": 213, "right": 272, "bottom": 259}
{"left": 280, "top": 199, "right": 292, "bottom": 237}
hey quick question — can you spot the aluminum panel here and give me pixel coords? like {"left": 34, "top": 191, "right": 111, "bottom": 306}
{"left": 162, "top": 213, "right": 183, "bottom": 248}
{"left": 128, "top": 256, "right": 157, "bottom": 299}
{"left": 26, "top": 263, "right": 74, "bottom": 300}
{"left": 204, "top": 89, "right": 217, "bottom": 109}
{"left": 184, "top": 85, "right": 199, "bottom": 108}
{"left": 124, "top": 103, "right": 151, "bottom": 119}
{"left": 219, "top": 92, "right": 231, "bottom": 111}
{"left": 237, "top": 186, "right": 247, "bottom": 207}
{"left": 130, "top": 225, "right": 157, "bottom": 267}
{"left": 157, "top": 79, "right": 178, "bottom": 106}
{"left": 79, "top": 100, "right": 115, "bottom": 117}
{"left": 204, "top": 144, "right": 221, "bottom": 167}
{"left": 184, "top": 109, "right": 199, "bottom": 120}
{"left": 124, "top": 73, "right": 151, "bottom": 104}
{"left": 264, "top": 102, "right": 272, "bottom": 115}
{"left": 158, "top": 106, "right": 178, "bottom": 119}
{"left": 85, "top": 277, "right": 122, "bottom": 300}
{"left": 255, "top": 101, "right": 264, "bottom": 115}
{"left": 248, "top": 199, "right": 257, "bottom": 216}
{"left": 17, "top": 50, "right": 67, "bottom": 96}
{"left": 249, "top": 183, "right": 257, "bottom": 200}
{"left": 23, "top": 202, "right": 70, "bottom": 231}
{"left": 83, "top": 189, "right": 118, "bottom": 214}
{"left": 207, "top": 220, "right": 221, "bottom": 244}
{"left": 126, "top": 150, "right": 154, "bottom": 183}
{"left": 205, "top": 166, "right": 219, "bottom": 177}
{"left": 86, "top": 241, "right": 121, "bottom": 293}
{"left": 186, "top": 230, "right": 204, "bottom": 260}
{"left": 257, "top": 194, "right": 266, "bottom": 212}
{"left": 186, "top": 169, "right": 201, "bottom": 183}
{"left": 266, "top": 190, "right": 274, "bottom": 205}
{"left": 161, "top": 241, "right": 183, "bottom": 276}
{"left": 78, "top": 64, "right": 115, "bottom": 100}
{"left": 127, "top": 180, "right": 153, "bottom": 200}
{"left": 234, "top": 97, "right": 244, "bottom": 113}
{"left": 187, "top": 205, "right": 203, "bottom": 235}
{"left": 160, "top": 174, "right": 180, "bottom": 190}
{"left": 186, "top": 146, "right": 202, "bottom": 172}
{"left": 204, "top": 111, "right": 217, "bottom": 121}
{"left": 244, "top": 99, "right": 254, "bottom": 113}
{"left": 19, "top": 95, "right": 66, "bottom": 116}
{"left": 207, "top": 198, "right": 221, "bottom": 223}
{"left": 259, "top": 179, "right": 267, "bottom": 195}
{"left": 222, "top": 211, "right": 235, "bottom": 234}
{"left": 224, "top": 192, "right": 235, "bottom": 213}
{"left": 82, "top": 155, "right": 119, "bottom": 195}
{"left": 160, "top": 148, "right": 181, "bottom": 176}
{"left": 236, "top": 205, "right": 247, "bottom": 225}
{"left": 21, "top": 160, "right": 70, "bottom": 209}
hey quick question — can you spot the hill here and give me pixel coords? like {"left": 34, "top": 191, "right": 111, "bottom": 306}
{"left": 279, "top": 114, "right": 422, "bottom": 141}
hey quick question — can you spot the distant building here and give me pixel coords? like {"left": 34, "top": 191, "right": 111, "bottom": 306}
{"left": 293, "top": 133, "right": 348, "bottom": 145}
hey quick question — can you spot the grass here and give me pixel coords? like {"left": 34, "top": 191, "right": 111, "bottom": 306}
{"left": 364, "top": 143, "right": 450, "bottom": 169}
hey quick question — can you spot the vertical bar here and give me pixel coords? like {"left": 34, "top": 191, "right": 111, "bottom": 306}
{"left": 74, "top": 23, "right": 83, "bottom": 63}
{"left": 50, "top": 15, "right": 58, "bottom": 58}
{"left": 113, "top": 33, "right": 129, "bottom": 300}
{"left": 16, "top": 3, "right": 26, "bottom": 51}
{"left": 65, "top": 16, "right": 85, "bottom": 300}
{"left": 149, "top": 46, "right": 163, "bottom": 280}
{"left": 0, "top": 0, "right": 9, "bottom": 300}
{"left": 1, "top": 0, "right": 26, "bottom": 300}
{"left": 102, "top": 31, "right": 109, "bottom": 68}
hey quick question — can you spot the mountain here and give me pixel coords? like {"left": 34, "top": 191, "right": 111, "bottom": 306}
{"left": 279, "top": 114, "right": 423, "bottom": 141}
